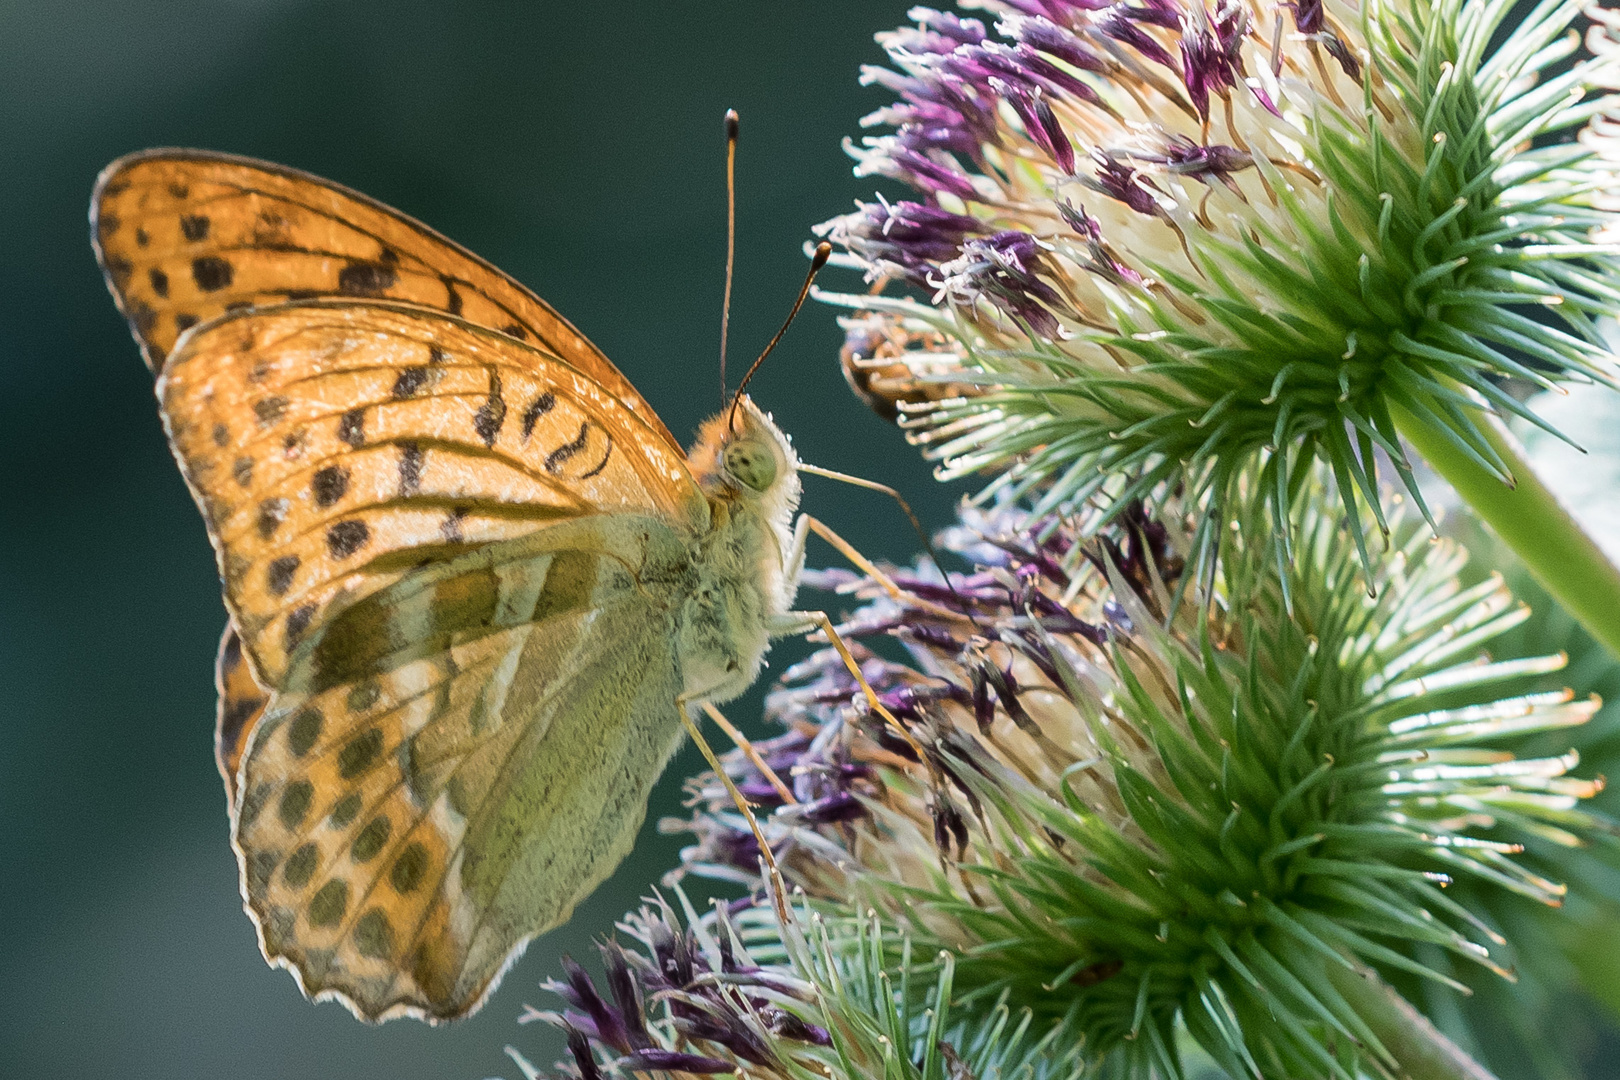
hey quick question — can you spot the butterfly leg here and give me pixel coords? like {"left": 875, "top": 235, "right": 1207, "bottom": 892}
{"left": 701, "top": 701, "right": 797, "bottom": 805}
{"left": 675, "top": 693, "right": 784, "bottom": 870}
{"left": 769, "top": 609, "right": 928, "bottom": 762}
{"left": 795, "top": 514, "right": 962, "bottom": 620}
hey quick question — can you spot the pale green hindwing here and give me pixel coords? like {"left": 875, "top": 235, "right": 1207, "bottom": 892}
{"left": 230, "top": 513, "right": 694, "bottom": 1021}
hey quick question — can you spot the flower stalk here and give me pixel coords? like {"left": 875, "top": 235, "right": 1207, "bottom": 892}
{"left": 1322, "top": 964, "right": 1499, "bottom": 1080}
{"left": 1392, "top": 397, "right": 1620, "bottom": 661}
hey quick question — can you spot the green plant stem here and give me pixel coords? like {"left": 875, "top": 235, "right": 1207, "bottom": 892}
{"left": 1392, "top": 403, "right": 1620, "bottom": 661}
{"left": 1324, "top": 964, "right": 1498, "bottom": 1080}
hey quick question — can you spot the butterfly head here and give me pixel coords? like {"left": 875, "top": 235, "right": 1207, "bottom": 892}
{"left": 689, "top": 394, "right": 801, "bottom": 519}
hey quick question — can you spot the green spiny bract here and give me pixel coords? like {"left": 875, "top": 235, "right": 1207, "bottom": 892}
{"left": 817, "top": 0, "right": 1620, "bottom": 581}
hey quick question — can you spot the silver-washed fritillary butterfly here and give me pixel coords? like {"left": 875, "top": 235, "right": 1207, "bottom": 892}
{"left": 90, "top": 149, "right": 833, "bottom": 1022}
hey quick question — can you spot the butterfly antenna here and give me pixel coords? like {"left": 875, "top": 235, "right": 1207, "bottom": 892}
{"left": 728, "top": 241, "right": 832, "bottom": 430}
{"left": 719, "top": 108, "right": 740, "bottom": 409}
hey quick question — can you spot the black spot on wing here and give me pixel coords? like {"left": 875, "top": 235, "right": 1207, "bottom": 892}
{"left": 346, "top": 682, "right": 380, "bottom": 712}
{"left": 180, "top": 214, "right": 210, "bottom": 241}
{"left": 308, "top": 879, "right": 348, "bottom": 926}
{"left": 283, "top": 844, "right": 318, "bottom": 888}
{"left": 254, "top": 397, "right": 288, "bottom": 426}
{"left": 267, "top": 556, "right": 300, "bottom": 596}
{"left": 329, "top": 792, "right": 361, "bottom": 828}
{"left": 134, "top": 226, "right": 149, "bottom": 247}
{"left": 521, "top": 391, "right": 556, "bottom": 441}
{"left": 175, "top": 313, "right": 198, "bottom": 333}
{"left": 338, "top": 728, "right": 383, "bottom": 778}
{"left": 338, "top": 408, "right": 365, "bottom": 448}
{"left": 337, "top": 260, "right": 397, "bottom": 297}
{"left": 148, "top": 267, "right": 169, "bottom": 297}
{"left": 287, "top": 707, "right": 322, "bottom": 756}
{"left": 327, "top": 520, "right": 370, "bottom": 559}
{"left": 219, "top": 693, "right": 264, "bottom": 763}
{"left": 285, "top": 602, "right": 317, "bottom": 649}
{"left": 580, "top": 433, "right": 614, "bottom": 479}
{"left": 128, "top": 299, "right": 157, "bottom": 336}
{"left": 351, "top": 816, "right": 391, "bottom": 862}
{"left": 257, "top": 498, "right": 289, "bottom": 539}
{"left": 192, "top": 256, "right": 233, "bottom": 292}
{"left": 474, "top": 368, "right": 506, "bottom": 447}
{"left": 311, "top": 466, "right": 349, "bottom": 508}
{"left": 233, "top": 457, "right": 253, "bottom": 487}
{"left": 439, "top": 275, "right": 464, "bottom": 316}
{"left": 392, "top": 367, "right": 429, "bottom": 399}
{"left": 354, "top": 909, "right": 394, "bottom": 959}
{"left": 398, "top": 441, "right": 424, "bottom": 496}
{"left": 212, "top": 422, "right": 229, "bottom": 447}
{"left": 544, "top": 422, "right": 591, "bottom": 474}
{"left": 500, "top": 324, "right": 526, "bottom": 340}
{"left": 390, "top": 843, "right": 428, "bottom": 893}
{"left": 278, "top": 780, "right": 313, "bottom": 828}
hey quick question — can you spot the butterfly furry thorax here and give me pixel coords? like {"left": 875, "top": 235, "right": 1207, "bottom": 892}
{"left": 91, "top": 149, "right": 813, "bottom": 1023}
{"left": 678, "top": 400, "right": 804, "bottom": 705}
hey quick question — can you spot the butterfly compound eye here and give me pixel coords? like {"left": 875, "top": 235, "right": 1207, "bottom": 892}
{"left": 723, "top": 440, "right": 777, "bottom": 492}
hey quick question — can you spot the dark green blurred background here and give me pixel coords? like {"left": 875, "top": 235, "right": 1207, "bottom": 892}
{"left": 0, "top": 3, "right": 944, "bottom": 1076}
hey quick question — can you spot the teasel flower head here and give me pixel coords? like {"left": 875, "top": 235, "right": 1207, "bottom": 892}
{"left": 817, "top": 0, "right": 1620, "bottom": 641}
{"left": 652, "top": 473, "right": 1605, "bottom": 1079}
{"left": 512, "top": 891, "right": 1090, "bottom": 1080}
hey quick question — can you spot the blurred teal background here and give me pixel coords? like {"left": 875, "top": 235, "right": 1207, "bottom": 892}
{"left": 0, "top": 2, "right": 945, "bottom": 1077}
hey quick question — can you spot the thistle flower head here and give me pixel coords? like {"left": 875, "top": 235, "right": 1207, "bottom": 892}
{"left": 819, "top": 0, "right": 1620, "bottom": 574}
{"left": 651, "top": 475, "right": 1603, "bottom": 1078}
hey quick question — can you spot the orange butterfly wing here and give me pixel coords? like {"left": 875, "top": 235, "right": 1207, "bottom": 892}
{"left": 91, "top": 149, "right": 680, "bottom": 456}
{"left": 159, "top": 299, "right": 704, "bottom": 689}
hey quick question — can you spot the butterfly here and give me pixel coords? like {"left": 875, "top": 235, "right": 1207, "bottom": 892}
{"left": 91, "top": 149, "right": 835, "bottom": 1022}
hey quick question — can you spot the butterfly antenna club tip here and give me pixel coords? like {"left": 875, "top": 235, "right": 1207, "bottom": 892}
{"left": 728, "top": 242, "right": 832, "bottom": 430}
{"left": 719, "top": 108, "right": 740, "bottom": 408}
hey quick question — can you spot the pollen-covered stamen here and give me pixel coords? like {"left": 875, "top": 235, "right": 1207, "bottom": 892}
{"left": 997, "top": 81, "right": 1078, "bottom": 173}
{"left": 909, "top": 6, "right": 989, "bottom": 46}
{"left": 857, "top": 68, "right": 1003, "bottom": 161}
{"left": 998, "top": 13, "right": 1114, "bottom": 75}
{"left": 1285, "top": 0, "right": 1361, "bottom": 79}
{"left": 1287, "top": 0, "right": 1322, "bottom": 35}
{"left": 829, "top": 199, "right": 987, "bottom": 285}
{"left": 1179, "top": 0, "right": 1248, "bottom": 125}
{"left": 1082, "top": 149, "right": 1162, "bottom": 216}
{"left": 1139, "top": 134, "right": 1252, "bottom": 184}
{"left": 938, "top": 40, "right": 1109, "bottom": 111}
{"left": 1090, "top": 4, "right": 1179, "bottom": 69}
{"left": 1058, "top": 199, "right": 1147, "bottom": 285}
{"left": 855, "top": 141, "right": 982, "bottom": 201}
{"left": 937, "top": 231, "right": 1074, "bottom": 338}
